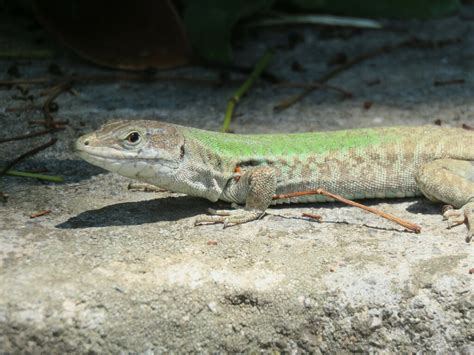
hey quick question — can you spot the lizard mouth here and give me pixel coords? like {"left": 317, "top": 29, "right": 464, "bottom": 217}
{"left": 74, "top": 147, "right": 126, "bottom": 173}
{"left": 75, "top": 141, "right": 179, "bottom": 178}
{"left": 74, "top": 137, "right": 139, "bottom": 163}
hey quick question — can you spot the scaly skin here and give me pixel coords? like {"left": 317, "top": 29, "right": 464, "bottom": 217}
{"left": 75, "top": 120, "right": 474, "bottom": 240}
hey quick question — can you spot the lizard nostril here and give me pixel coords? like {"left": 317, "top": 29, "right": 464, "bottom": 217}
{"left": 84, "top": 140, "right": 90, "bottom": 146}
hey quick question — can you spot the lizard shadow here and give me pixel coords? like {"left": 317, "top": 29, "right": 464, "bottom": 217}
{"left": 56, "top": 196, "right": 212, "bottom": 229}
{"left": 56, "top": 195, "right": 442, "bottom": 230}
{"left": 405, "top": 200, "right": 442, "bottom": 215}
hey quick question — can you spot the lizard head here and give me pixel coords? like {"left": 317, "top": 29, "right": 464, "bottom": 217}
{"left": 75, "top": 120, "right": 185, "bottom": 181}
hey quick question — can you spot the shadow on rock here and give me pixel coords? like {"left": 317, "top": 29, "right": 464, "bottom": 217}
{"left": 406, "top": 199, "right": 440, "bottom": 215}
{"left": 56, "top": 196, "right": 212, "bottom": 229}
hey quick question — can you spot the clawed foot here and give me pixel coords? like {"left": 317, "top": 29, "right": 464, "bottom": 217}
{"left": 127, "top": 182, "right": 167, "bottom": 192}
{"left": 442, "top": 204, "right": 473, "bottom": 242}
{"left": 194, "top": 208, "right": 265, "bottom": 228}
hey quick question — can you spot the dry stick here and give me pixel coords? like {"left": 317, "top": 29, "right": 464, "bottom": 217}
{"left": 0, "top": 138, "right": 57, "bottom": 177}
{"left": 275, "top": 82, "right": 353, "bottom": 98}
{"left": 5, "top": 80, "right": 351, "bottom": 114}
{"left": 197, "top": 59, "right": 282, "bottom": 84}
{"left": 0, "top": 129, "right": 56, "bottom": 144}
{"left": 0, "top": 74, "right": 237, "bottom": 87}
{"left": 3, "top": 74, "right": 241, "bottom": 114}
{"left": 273, "top": 188, "right": 421, "bottom": 233}
{"left": 274, "top": 46, "right": 391, "bottom": 111}
{"left": 274, "top": 37, "right": 461, "bottom": 111}
{"left": 41, "top": 82, "right": 72, "bottom": 128}
{"left": 5, "top": 104, "right": 43, "bottom": 113}
{"left": 433, "top": 79, "right": 465, "bottom": 86}
{"left": 30, "top": 210, "right": 52, "bottom": 218}
{"left": 301, "top": 212, "right": 322, "bottom": 220}
{"left": 0, "top": 77, "right": 51, "bottom": 86}
{"left": 29, "top": 120, "right": 68, "bottom": 126}
{"left": 221, "top": 50, "right": 275, "bottom": 132}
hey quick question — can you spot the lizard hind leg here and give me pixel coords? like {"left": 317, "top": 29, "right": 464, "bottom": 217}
{"left": 415, "top": 159, "right": 474, "bottom": 242}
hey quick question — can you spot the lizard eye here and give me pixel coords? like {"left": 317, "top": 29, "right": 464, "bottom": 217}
{"left": 126, "top": 132, "right": 141, "bottom": 144}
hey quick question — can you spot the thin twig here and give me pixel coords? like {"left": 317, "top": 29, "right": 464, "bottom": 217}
{"left": 274, "top": 36, "right": 461, "bottom": 111}
{"left": 433, "top": 79, "right": 465, "bottom": 86}
{"left": 0, "top": 76, "right": 52, "bottom": 86}
{"left": 221, "top": 50, "right": 274, "bottom": 132}
{"left": 42, "top": 82, "right": 72, "bottom": 128}
{"left": 30, "top": 210, "right": 52, "bottom": 218}
{"left": 273, "top": 188, "right": 421, "bottom": 233}
{"left": 0, "top": 129, "right": 56, "bottom": 144}
{"left": 301, "top": 212, "right": 322, "bottom": 220}
{"left": 275, "top": 81, "right": 353, "bottom": 98}
{"left": 28, "top": 120, "right": 68, "bottom": 126}
{"left": 274, "top": 46, "right": 391, "bottom": 111}
{"left": 0, "top": 138, "right": 57, "bottom": 177}
{"left": 5, "top": 104, "right": 43, "bottom": 113}
{"left": 196, "top": 60, "right": 281, "bottom": 84}
{"left": 0, "top": 74, "right": 238, "bottom": 87}
{"left": 5, "top": 170, "right": 64, "bottom": 182}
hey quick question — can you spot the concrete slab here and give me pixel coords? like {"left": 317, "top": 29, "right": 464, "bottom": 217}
{"left": 0, "top": 8, "right": 473, "bottom": 353}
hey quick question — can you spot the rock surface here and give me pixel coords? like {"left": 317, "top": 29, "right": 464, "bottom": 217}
{"left": 1, "top": 8, "right": 473, "bottom": 353}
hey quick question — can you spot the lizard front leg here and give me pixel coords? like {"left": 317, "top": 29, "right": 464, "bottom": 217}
{"left": 415, "top": 159, "right": 474, "bottom": 242}
{"left": 195, "top": 166, "right": 277, "bottom": 227}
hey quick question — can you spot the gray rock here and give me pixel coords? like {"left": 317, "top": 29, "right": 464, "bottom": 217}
{"left": 1, "top": 7, "right": 473, "bottom": 353}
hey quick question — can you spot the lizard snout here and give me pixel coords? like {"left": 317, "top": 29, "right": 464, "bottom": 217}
{"left": 74, "top": 133, "right": 94, "bottom": 153}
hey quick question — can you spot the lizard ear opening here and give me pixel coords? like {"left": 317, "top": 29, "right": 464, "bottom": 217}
{"left": 179, "top": 144, "right": 185, "bottom": 159}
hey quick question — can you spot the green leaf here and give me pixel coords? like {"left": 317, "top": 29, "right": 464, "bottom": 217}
{"left": 278, "top": 0, "right": 461, "bottom": 19}
{"left": 183, "top": 0, "right": 274, "bottom": 62}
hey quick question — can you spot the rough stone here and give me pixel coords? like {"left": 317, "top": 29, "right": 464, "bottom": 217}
{"left": 1, "top": 7, "right": 473, "bottom": 353}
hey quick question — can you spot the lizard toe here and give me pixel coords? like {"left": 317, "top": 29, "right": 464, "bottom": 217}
{"left": 446, "top": 214, "right": 466, "bottom": 229}
{"left": 463, "top": 202, "right": 474, "bottom": 243}
{"left": 442, "top": 206, "right": 466, "bottom": 228}
{"left": 195, "top": 209, "right": 265, "bottom": 227}
{"left": 221, "top": 210, "right": 266, "bottom": 227}
{"left": 194, "top": 214, "right": 226, "bottom": 226}
{"left": 207, "top": 208, "right": 231, "bottom": 216}
{"left": 441, "top": 202, "right": 474, "bottom": 242}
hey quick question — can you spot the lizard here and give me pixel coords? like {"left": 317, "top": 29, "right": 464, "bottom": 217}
{"left": 74, "top": 120, "right": 474, "bottom": 241}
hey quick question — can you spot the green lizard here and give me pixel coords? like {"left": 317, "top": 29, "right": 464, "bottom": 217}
{"left": 75, "top": 120, "right": 474, "bottom": 240}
